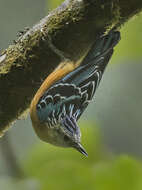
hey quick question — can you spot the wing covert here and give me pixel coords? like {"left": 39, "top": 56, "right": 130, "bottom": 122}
{"left": 36, "top": 77, "right": 99, "bottom": 124}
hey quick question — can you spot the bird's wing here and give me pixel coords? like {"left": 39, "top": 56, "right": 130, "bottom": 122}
{"left": 36, "top": 67, "right": 102, "bottom": 124}
{"left": 36, "top": 31, "right": 120, "bottom": 124}
{"left": 36, "top": 83, "right": 81, "bottom": 123}
{"left": 61, "top": 31, "right": 120, "bottom": 86}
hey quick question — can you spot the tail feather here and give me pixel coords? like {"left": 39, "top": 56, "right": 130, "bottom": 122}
{"left": 61, "top": 30, "right": 120, "bottom": 86}
{"left": 81, "top": 31, "right": 120, "bottom": 67}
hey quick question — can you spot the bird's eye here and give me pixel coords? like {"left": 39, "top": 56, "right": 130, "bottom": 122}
{"left": 64, "top": 135, "right": 70, "bottom": 142}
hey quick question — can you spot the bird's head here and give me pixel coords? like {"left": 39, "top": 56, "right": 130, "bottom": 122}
{"left": 47, "top": 114, "right": 88, "bottom": 156}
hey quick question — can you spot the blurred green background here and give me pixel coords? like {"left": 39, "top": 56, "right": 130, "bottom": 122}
{"left": 0, "top": 0, "right": 142, "bottom": 190}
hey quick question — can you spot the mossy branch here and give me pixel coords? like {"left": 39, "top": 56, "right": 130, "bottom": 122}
{"left": 0, "top": 0, "right": 142, "bottom": 136}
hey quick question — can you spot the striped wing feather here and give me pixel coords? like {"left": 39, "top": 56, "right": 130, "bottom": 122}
{"left": 36, "top": 31, "right": 120, "bottom": 125}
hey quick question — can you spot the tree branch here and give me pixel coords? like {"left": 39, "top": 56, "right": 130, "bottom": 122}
{"left": 0, "top": 0, "right": 142, "bottom": 136}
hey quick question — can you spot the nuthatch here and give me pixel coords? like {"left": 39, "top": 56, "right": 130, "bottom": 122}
{"left": 30, "top": 30, "right": 120, "bottom": 156}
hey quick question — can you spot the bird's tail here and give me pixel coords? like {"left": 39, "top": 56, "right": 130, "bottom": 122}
{"left": 61, "top": 30, "right": 120, "bottom": 85}
{"left": 81, "top": 30, "right": 120, "bottom": 70}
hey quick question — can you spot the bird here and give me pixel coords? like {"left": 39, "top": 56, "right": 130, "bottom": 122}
{"left": 30, "top": 30, "right": 120, "bottom": 156}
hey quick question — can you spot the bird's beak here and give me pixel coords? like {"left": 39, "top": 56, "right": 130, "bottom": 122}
{"left": 74, "top": 143, "right": 88, "bottom": 157}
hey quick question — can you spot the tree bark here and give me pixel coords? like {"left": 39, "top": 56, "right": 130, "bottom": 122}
{"left": 0, "top": 0, "right": 142, "bottom": 136}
